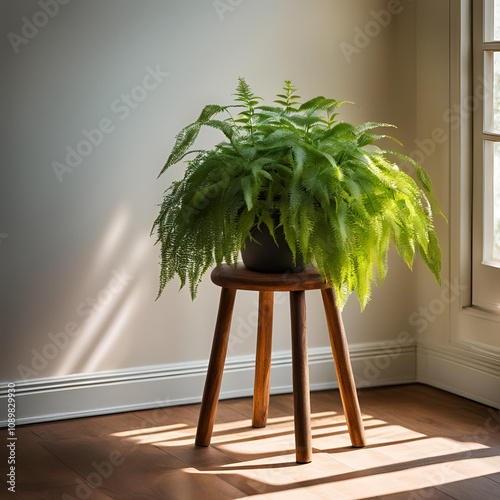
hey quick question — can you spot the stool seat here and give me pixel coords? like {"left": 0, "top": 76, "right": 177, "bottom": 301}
{"left": 211, "top": 263, "right": 329, "bottom": 291}
{"left": 195, "top": 263, "right": 366, "bottom": 463}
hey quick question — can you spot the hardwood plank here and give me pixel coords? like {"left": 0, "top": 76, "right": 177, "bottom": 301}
{"left": 0, "top": 428, "right": 85, "bottom": 491}
{"left": 442, "top": 446, "right": 500, "bottom": 477}
{"left": 218, "top": 398, "right": 273, "bottom": 422}
{"left": 358, "top": 385, "right": 500, "bottom": 442}
{"left": 133, "top": 402, "right": 201, "bottom": 427}
{"left": 192, "top": 451, "right": 354, "bottom": 498}
{"left": 311, "top": 420, "right": 417, "bottom": 453}
{"left": 437, "top": 476, "right": 500, "bottom": 500}
{"left": 6, "top": 385, "right": 500, "bottom": 500}
{"left": 137, "top": 467, "right": 246, "bottom": 500}
{"left": 17, "top": 485, "right": 115, "bottom": 500}
{"left": 202, "top": 403, "right": 260, "bottom": 443}
{"left": 40, "top": 435, "right": 190, "bottom": 499}
{"left": 310, "top": 390, "right": 353, "bottom": 419}
{"left": 132, "top": 405, "right": 257, "bottom": 451}
{"left": 134, "top": 400, "right": 255, "bottom": 443}
{"left": 41, "top": 434, "right": 245, "bottom": 499}
{"left": 326, "top": 446, "right": 410, "bottom": 470}
{"left": 234, "top": 485, "right": 327, "bottom": 500}
{"left": 204, "top": 449, "right": 416, "bottom": 499}
{"left": 487, "top": 471, "right": 500, "bottom": 484}
{"left": 268, "top": 392, "right": 302, "bottom": 415}
{"left": 380, "top": 464, "right": 469, "bottom": 494}
{"left": 159, "top": 442, "right": 235, "bottom": 469}
{"left": 379, "top": 488, "right": 454, "bottom": 500}
{"left": 212, "top": 424, "right": 298, "bottom": 463}
{"left": 0, "top": 478, "right": 23, "bottom": 499}
{"left": 49, "top": 434, "right": 245, "bottom": 498}
{"left": 29, "top": 412, "right": 154, "bottom": 442}
{"left": 211, "top": 398, "right": 344, "bottom": 460}
{"left": 402, "top": 435, "right": 487, "bottom": 460}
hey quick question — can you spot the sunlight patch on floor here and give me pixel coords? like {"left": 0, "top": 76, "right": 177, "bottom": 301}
{"left": 186, "top": 451, "right": 500, "bottom": 499}
{"left": 111, "top": 423, "right": 188, "bottom": 438}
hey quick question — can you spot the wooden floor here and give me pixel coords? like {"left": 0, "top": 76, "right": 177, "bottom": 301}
{"left": 1, "top": 384, "right": 500, "bottom": 499}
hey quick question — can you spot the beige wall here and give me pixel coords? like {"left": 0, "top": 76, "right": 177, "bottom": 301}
{"left": 2, "top": 1, "right": 420, "bottom": 386}
{"left": 414, "top": 0, "right": 451, "bottom": 343}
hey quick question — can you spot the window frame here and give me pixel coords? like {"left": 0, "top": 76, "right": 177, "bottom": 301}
{"left": 449, "top": 0, "right": 500, "bottom": 355}
{"left": 471, "top": 0, "right": 500, "bottom": 312}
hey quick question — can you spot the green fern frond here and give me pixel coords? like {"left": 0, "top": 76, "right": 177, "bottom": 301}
{"left": 153, "top": 78, "right": 444, "bottom": 311}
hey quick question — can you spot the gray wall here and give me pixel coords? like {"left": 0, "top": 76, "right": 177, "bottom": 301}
{"left": 1, "top": 1, "right": 420, "bottom": 385}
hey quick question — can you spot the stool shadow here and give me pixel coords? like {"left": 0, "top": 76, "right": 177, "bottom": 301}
{"left": 210, "top": 422, "right": 387, "bottom": 447}
{"left": 205, "top": 435, "right": 430, "bottom": 471}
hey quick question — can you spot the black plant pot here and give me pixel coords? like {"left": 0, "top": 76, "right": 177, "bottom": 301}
{"left": 241, "top": 224, "right": 306, "bottom": 273}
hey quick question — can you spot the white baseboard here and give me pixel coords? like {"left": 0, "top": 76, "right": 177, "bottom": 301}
{"left": 417, "top": 344, "right": 500, "bottom": 409}
{"left": 4, "top": 339, "right": 497, "bottom": 427}
{"left": 0, "top": 341, "right": 416, "bottom": 426}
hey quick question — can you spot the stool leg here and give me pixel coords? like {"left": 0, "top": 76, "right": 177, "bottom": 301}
{"left": 195, "top": 287, "right": 237, "bottom": 447}
{"left": 252, "top": 291, "right": 274, "bottom": 428}
{"left": 290, "top": 290, "right": 312, "bottom": 464}
{"left": 321, "top": 288, "right": 366, "bottom": 448}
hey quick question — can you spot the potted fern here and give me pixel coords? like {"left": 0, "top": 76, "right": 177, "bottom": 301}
{"left": 152, "top": 78, "right": 443, "bottom": 309}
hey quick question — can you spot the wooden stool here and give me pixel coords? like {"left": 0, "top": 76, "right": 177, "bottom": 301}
{"left": 195, "top": 263, "right": 366, "bottom": 463}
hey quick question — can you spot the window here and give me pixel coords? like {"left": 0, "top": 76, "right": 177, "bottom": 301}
{"left": 472, "top": 0, "right": 500, "bottom": 311}
{"left": 445, "top": 0, "right": 500, "bottom": 394}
